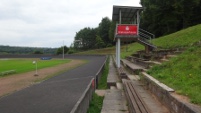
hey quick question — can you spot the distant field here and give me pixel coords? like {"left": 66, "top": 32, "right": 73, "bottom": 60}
{"left": 0, "top": 58, "right": 71, "bottom": 77}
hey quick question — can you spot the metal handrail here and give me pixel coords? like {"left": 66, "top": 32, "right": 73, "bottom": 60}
{"left": 138, "top": 29, "right": 157, "bottom": 49}
{"left": 139, "top": 28, "right": 155, "bottom": 39}
{"left": 139, "top": 32, "right": 151, "bottom": 40}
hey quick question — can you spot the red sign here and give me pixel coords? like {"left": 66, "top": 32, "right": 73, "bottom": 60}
{"left": 117, "top": 25, "right": 137, "bottom": 35}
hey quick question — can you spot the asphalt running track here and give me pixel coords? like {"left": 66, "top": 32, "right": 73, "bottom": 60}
{"left": 0, "top": 55, "right": 107, "bottom": 113}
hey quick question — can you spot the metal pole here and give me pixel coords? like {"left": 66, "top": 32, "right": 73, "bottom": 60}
{"left": 116, "top": 41, "right": 118, "bottom": 66}
{"left": 117, "top": 38, "right": 120, "bottom": 68}
{"left": 117, "top": 9, "right": 121, "bottom": 68}
{"left": 36, "top": 62, "right": 38, "bottom": 75}
{"left": 137, "top": 10, "right": 140, "bottom": 35}
{"left": 119, "top": 9, "right": 121, "bottom": 24}
{"left": 63, "top": 41, "right": 64, "bottom": 59}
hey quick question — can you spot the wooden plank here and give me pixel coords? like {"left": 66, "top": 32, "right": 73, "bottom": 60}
{"left": 130, "top": 83, "right": 151, "bottom": 113}
{"left": 124, "top": 80, "right": 152, "bottom": 113}
{"left": 125, "top": 82, "right": 141, "bottom": 113}
{"left": 128, "top": 83, "right": 147, "bottom": 113}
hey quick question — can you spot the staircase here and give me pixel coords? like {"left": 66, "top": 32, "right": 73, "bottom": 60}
{"left": 138, "top": 29, "right": 157, "bottom": 52}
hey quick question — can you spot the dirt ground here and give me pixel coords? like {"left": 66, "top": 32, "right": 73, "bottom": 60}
{"left": 0, "top": 59, "right": 85, "bottom": 98}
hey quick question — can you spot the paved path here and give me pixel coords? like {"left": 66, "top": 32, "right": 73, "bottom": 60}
{"left": 101, "top": 89, "right": 128, "bottom": 113}
{"left": 101, "top": 56, "right": 128, "bottom": 113}
{"left": 0, "top": 55, "right": 106, "bottom": 113}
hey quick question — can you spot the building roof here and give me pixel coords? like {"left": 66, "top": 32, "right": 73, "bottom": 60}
{"left": 112, "top": 5, "right": 143, "bottom": 22}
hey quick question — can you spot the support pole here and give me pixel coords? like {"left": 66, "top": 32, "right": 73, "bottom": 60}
{"left": 137, "top": 10, "right": 140, "bottom": 35}
{"left": 117, "top": 38, "right": 121, "bottom": 68}
{"left": 117, "top": 9, "right": 121, "bottom": 68}
{"left": 119, "top": 10, "right": 121, "bottom": 24}
{"left": 63, "top": 40, "right": 64, "bottom": 59}
{"left": 116, "top": 41, "right": 118, "bottom": 66}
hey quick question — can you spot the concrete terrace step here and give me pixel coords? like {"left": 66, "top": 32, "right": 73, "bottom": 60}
{"left": 121, "top": 59, "right": 145, "bottom": 70}
{"left": 101, "top": 89, "right": 128, "bottom": 113}
{"left": 110, "top": 86, "right": 117, "bottom": 90}
{"left": 160, "top": 58, "right": 169, "bottom": 62}
{"left": 167, "top": 54, "right": 177, "bottom": 58}
{"left": 107, "top": 56, "right": 119, "bottom": 88}
{"left": 116, "top": 82, "right": 123, "bottom": 90}
{"left": 127, "top": 75, "right": 140, "bottom": 81}
{"left": 145, "top": 60, "right": 162, "bottom": 65}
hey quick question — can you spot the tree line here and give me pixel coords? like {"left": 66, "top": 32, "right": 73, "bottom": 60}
{"left": 73, "top": 17, "right": 115, "bottom": 50}
{"left": 140, "top": 0, "right": 201, "bottom": 37}
{"left": 0, "top": 45, "right": 57, "bottom": 54}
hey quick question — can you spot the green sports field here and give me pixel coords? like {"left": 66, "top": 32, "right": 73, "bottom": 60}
{"left": 0, "top": 58, "right": 71, "bottom": 77}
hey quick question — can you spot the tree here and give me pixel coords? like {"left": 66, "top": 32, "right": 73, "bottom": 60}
{"left": 74, "top": 27, "right": 97, "bottom": 50}
{"left": 56, "top": 46, "right": 69, "bottom": 55}
{"left": 33, "top": 51, "right": 43, "bottom": 54}
{"left": 73, "top": 17, "right": 114, "bottom": 50}
{"left": 95, "top": 35, "right": 105, "bottom": 48}
{"left": 140, "top": 0, "right": 201, "bottom": 37}
{"left": 98, "top": 17, "right": 112, "bottom": 46}
{"left": 109, "top": 21, "right": 116, "bottom": 44}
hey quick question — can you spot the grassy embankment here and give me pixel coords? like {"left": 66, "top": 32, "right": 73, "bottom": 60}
{"left": 0, "top": 59, "right": 71, "bottom": 77}
{"left": 79, "top": 24, "right": 201, "bottom": 105}
{"left": 148, "top": 24, "right": 201, "bottom": 105}
{"left": 87, "top": 57, "right": 109, "bottom": 113}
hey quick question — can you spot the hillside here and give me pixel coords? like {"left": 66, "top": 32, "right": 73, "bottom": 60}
{"left": 77, "top": 24, "right": 201, "bottom": 105}
{"left": 148, "top": 24, "right": 201, "bottom": 105}
{"left": 77, "top": 24, "right": 201, "bottom": 58}
{"left": 153, "top": 24, "right": 201, "bottom": 49}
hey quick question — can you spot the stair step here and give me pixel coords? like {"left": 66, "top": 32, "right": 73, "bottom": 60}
{"left": 161, "top": 59, "right": 169, "bottom": 62}
{"left": 110, "top": 86, "right": 117, "bottom": 90}
{"left": 143, "top": 69, "right": 148, "bottom": 72}
{"left": 116, "top": 82, "right": 123, "bottom": 90}
{"left": 167, "top": 54, "right": 177, "bottom": 58}
{"left": 146, "top": 61, "right": 162, "bottom": 65}
{"left": 127, "top": 75, "right": 140, "bottom": 81}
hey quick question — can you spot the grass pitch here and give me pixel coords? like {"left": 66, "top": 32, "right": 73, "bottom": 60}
{"left": 0, "top": 58, "right": 71, "bottom": 77}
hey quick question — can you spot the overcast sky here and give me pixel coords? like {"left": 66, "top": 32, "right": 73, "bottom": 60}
{"left": 0, "top": 0, "right": 141, "bottom": 48}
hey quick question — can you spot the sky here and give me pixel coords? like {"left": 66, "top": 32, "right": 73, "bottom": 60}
{"left": 0, "top": 0, "right": 141, "bottom": 48}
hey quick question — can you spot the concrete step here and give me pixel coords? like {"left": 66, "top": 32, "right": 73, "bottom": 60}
{"left": 146, "top": 60, "right": 162, "bottom": 65}
{"left": 127, "top": 75, "right": 140, "bottom": 81}
{"left": 143, "top": 68, "right": 148, "bottom": 72}
{"left": 116, "top": 82, "right": 123, "bottom": 90}
{"left": 101, "top": 89, "right": 128, "bottom": 113}
{"left": 167, "top": 54, "right": 177, "bottom": 58}
{"left": 160, "top": 58, "right": 169, "bottom": 62}
{"left": 110, "top": 86, "right": 117, "bottom": 90}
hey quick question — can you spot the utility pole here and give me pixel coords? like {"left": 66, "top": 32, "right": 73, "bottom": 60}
{"left": 63, "top": 40, "right": 64, "bottom": 59}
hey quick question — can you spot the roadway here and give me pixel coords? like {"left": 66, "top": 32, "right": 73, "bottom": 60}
{"left": 0, "top": 55, "right": 106, "bottom": 113}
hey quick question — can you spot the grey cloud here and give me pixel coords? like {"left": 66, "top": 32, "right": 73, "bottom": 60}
{"left": 0, "top": 0, "right": 140, "bottom": 47}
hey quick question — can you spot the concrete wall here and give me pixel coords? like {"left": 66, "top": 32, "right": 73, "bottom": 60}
{"left": 70, "top": 56, "right": 107, "bottom": 113}
{"left": 70, "top": 78, "right": 95, "bottom": 113}
{"left": 141, "top": 72, "right": 201, "bottom": 113}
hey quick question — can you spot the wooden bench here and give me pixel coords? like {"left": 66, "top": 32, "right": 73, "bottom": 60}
{"left": 0, "top": 70, "right": 16, "bottom": 76}
{"left": 123, "top": 80, "right": 151, "bottom": 113}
